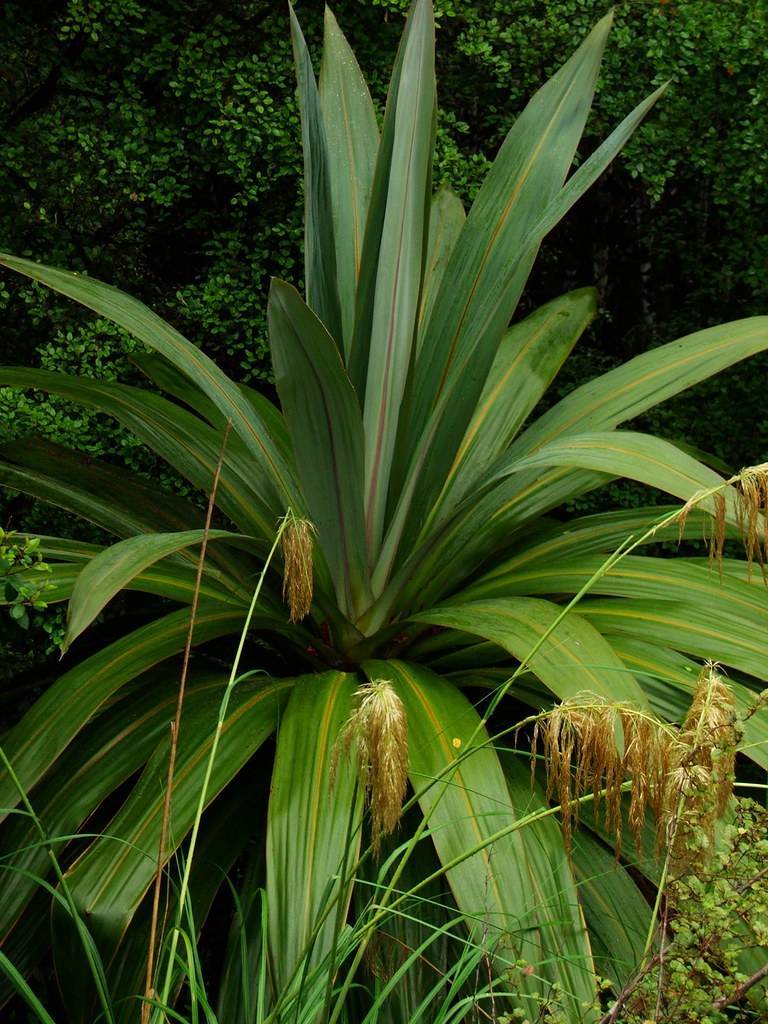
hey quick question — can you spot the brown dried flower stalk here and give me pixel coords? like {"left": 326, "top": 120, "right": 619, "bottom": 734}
{"left": 672, "top": 661, "right": 739, "bottom": 860}
{"left": 279, "top": 514, "right": 315, "bottom": 621}
{"left": 336, "top": 680, "right": 409, "bottom": 853}
{"left": 677, "top": 461, "right": 768, "bottom": 576}
{"left": 735, "top": 465, "right": 768, "bottom": 576}
{"left": 535, "top": 667, "right": 739, "bottom": 861}
{"left": 534, "top": 696, "right": 676, "bottom": 856}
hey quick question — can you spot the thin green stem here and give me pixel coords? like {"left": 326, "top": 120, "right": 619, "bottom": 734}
{"left": 152, "top": 511, "right": 294, "bottom": 1022}
{"left": 641, "top": 791, "right": 685, "bottom": 964}
{"left": 328, "top": 784, "right": 632, "bottom": 1024}
{"left": 0, "top": 746, "right": 115, "bottom": 1024}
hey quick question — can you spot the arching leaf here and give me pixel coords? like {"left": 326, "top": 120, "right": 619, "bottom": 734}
{"left": 266, "top": 672, "right": 362, "bottom": 994}
{"left": 366, "top": 661, "right": 598, "bottom": 1023}
{"left": 414, "top": 598, "right": 646, "bottom": 704}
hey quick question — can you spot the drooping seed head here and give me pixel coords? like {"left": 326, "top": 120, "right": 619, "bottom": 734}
{"left": 279, "top": 514, "right": 315, "bottom": 622}
{"left": 336, "top": 680, "right": 409, "bottom": 853}
{"left": 676, "top": 462, "right": 768, "bottom": 578}
{"left": 677, "top": 661, "right": 738, "bottom": 839}
{"left": 536, "top": 694, "right": 690, "bottom": 859}
{"left": 735, "top": 464, "right": 768, "bottom": 577}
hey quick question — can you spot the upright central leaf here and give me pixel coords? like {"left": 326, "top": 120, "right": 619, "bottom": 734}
{"left": 268, "top": 281, "right": 371, "bottom": 617}
{"left": 377, "top": 14, "right": 613, "bottom": 582}
{"left": 267, "top": 673, "right": 362, "bottom": 999}
{"left": 290, "top": 5, "right": 343, "bottom": 347}
{"left": 319, "top": 8, "right": 380, "bottom": 355}
{"left": 360, "top": 0, "right": 435, "bottom": 560}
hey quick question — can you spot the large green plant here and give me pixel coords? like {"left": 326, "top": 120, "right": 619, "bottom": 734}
{"left": 1, "top": 1, "right": 767, "bottom": 1021}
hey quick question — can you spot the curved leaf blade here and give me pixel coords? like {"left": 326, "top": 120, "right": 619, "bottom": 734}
{"left": 414, "top": 598, "right": 646, "bottom": 704}
{"left": 513, "top": 316, "right": 768, "bottom": 457}
{"left": 360, "top": 0, "right": 435, "bottom": 559}
{"left": 0, "top": 671, "right": 225, "bottom": 944}
{"left": 266, "top": 672, "right": 362, "bottom": 994}
{"left": 290, "top": 5, "right": 343, "bottom": 346}
{"left": 416, "top": 185, "right": 466, "bottom": 343}
{"left": 0, "top": 366, "right": 279, "bottom": 539}
{"left": 61, "top": 675, "right": 289, "bottom": 959}
{"left": 0, "top": 604, "right": 253, "bottom": 819}
{"left": 427, "top": 288, "right": 596, "bottom": 527}
{"left": 0, "top": 437, "right": 204, "bottom": 539}
{"left": 382, "top": 15, "right": 613, "bottom": 582}
{"left": 319, "top": 7, "right": 380, "bottom": 354}
{"left": 580, "top": 598, "right": 768, "bottom": 682}
{"left": 467, "top": 505, "right": 723, "bottom": 592}
{"left": 496, "top": 431, "right": 738, "bottom": 520}
{"left": 268, "top": 279, "right": 370, "bottom": 616}
{"left": 0, "top": 253, "right": 301, "bottom": 512}
{"left": 3, "top": 560, "right": 248, "bottom": 611}
{"left": 63, "top": 529, "right": 254, "bottom": 650}
{"left": 461, "top": 554, "right": 768, "bottom": 624}
{"left": 367, "top": 661, "right": 598, "bottom": 1023}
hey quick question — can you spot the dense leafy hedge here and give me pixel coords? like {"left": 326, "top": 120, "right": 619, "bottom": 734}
{"left": 1, "top": 0, "right": 767, "bottom": 669}
{"left": 3, "top": 0, "right": 767, "bottom": 448}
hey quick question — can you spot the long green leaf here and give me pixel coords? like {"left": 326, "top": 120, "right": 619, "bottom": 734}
{"left": 0, "top": 437, "right": 205, "bottom": 539}
{"left": 348, "top": 0, "right": 430, "bottom": 394}
{"left": 385, "top": 424, "right": 748, "bottom": 617}
{"left": 60, "top": 675, "right": 289, "bottom": 959}
{"left": 417, "top": 431, "right": 724, "bottom": 609}
{"left": 0, "top": 253, "right": 301, "bottom": 512}
{"left": 131, "top": 351, "right": 227, "bottom": 428}
{"left": 426, "top": 288, "right": 596, "bottom": 527}
{"left": 1, "top": 560, "right": 242, "bottom": 609}
{"left": 466, "top": 505, "right": 725, "bottom": 591}
{"left": 0, "top": 366, "right": 279, "bottom": 539}
{"left": 416, "top": 433, "right": 744, "bottom": 609}
{"left": 412, "top": 14, "right": 611, "bottom": 426}
{"left": 268, "top": 279, "right": 370, "bottom": 616}
{"left": 360, "top": 465, "right": 604, "bottom": 630}
{"left": 290, "top": 5, "right": 343, "bottom": 346}
{"left": 92, "top": 782, "right": 258, "bottom": 1024}
{"left": 503, "top": 752, "right": 649, "bottom": 992}
{"left": 0, "top": 671, "right": 224, "bottom": 944}
{"left": 569, "top": 831, "right": 650, "bottom": 990}
{"left": 368, "top": 661, "right": 597, "bottom": 1023}
{"left": 21, "top": 533, "right": 103, "bottom": 562}
{"left": 0, "top": 604, "right": 251, "bottom": 819}
{"left": 266, "top": 672, "right": 362, "bottom": 995}
{"left": 381, "top": 14, "right": 613, "bottom": 582}
{"left": 63, "top": 529, "right": 258, "bottom": 650}
{"left": 134, "top": 352, "right": 297, "bottom": 465}
{"left": 512, "top": 315, "right": 768, "bottom": 457}
{"left": 494, "top": 81, "right": 667, "bottom": 315}
{"left": 319, "top": 7, "right": 380, "bottom": 354}
{"left": 0, "top": 434, "right": 260, "bottom": 592}
{"left": 414, "top": 598, "right": 646, "bottom": 704}
{"left": 359, "top": 0, "right": 435, "bottom": 560}
{"left": 495, "top": 431, "right": 738, "bottom": 518}
{"left": 416, "top": 186, "right": 466, "bottom": 344}
{"left": 580, "top": 598, "right": 768, "bottom": 681}
{"left": 459, "top": 554, "right": 768, "bottom": 627}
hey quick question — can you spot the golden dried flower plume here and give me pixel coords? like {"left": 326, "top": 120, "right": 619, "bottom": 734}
{"left": 534, "top": 695, "right": 674, "bottom": 857}
{"left": 673, "top": 661, "right": 739, "bottom": 860}
{"left": 677, "top": 461, "right": 768, "bottom": 577}
{"left": 535, "top": 665, "right": 739, "bottom": 863}
{"left": 335, "top": 680, "right": 409, "bottom": 853}
{"left": 279, "top": 514, "right": 315, "bottom": 622}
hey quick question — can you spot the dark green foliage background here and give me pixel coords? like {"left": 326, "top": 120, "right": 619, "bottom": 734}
{"left": 1, "top": 0, "right": 767, "bottom": 668}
